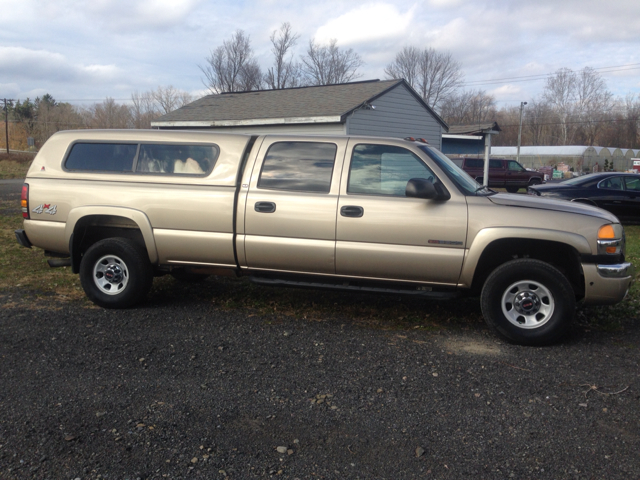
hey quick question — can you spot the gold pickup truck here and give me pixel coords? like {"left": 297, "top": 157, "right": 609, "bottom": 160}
{"left": 15, "top": 130, "right": 634, "bottom": 345}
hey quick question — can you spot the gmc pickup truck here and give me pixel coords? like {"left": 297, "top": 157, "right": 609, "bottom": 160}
{"left": 15, "top": 130, "right": 634, "bottom": 345}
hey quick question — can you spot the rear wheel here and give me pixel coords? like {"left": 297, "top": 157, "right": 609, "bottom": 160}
{"left": 506, "top": 186, "right": 520, "bottom": 193}
{"left": 481, "top": 259, "right": 575, "bottom": 346}
{"left": 80, "top": 238, "right": 153, "bottom": 309}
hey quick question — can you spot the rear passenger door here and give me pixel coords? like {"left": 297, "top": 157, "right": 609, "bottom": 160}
{"left": 243, "top": 138, "right": 348, "bottom": 274}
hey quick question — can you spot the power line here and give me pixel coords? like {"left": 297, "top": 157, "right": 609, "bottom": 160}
{"left": 463, "top": 63, "right": 640, "bottom": 87}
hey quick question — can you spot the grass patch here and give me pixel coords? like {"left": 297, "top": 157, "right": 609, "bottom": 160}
{"left": 0, "top": 152, "right": 34, "bottom": 179}
{"left": 0, "top": 201, "right": 85, "bottom": 306}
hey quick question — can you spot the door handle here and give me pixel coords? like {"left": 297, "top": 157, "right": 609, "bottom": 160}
{"left": 340, "top": 205, "right": 364, "bottom": 217}
{"left": 255, "top": 201, "right": 276, "bottom": 213}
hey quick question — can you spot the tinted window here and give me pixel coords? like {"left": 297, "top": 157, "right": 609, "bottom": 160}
{"left": 65, "top": 143, "right": 137, "bottom": 171}
{"left": 258, "top": 142, "right": 337, "bottom": 193}
{"left": 136, "top": 144, "right": 218, "bottom": 175}
{"left": 489, "top": 160, "right": 503, "bottom": 169}
{"left": 507, "top": 161, "right": 524, "bottom": 171}
{"left": 348, "top": 144, "right": 436, "bottom": 196}
{"left": 598, "top": 176, "right": 624, "bottom": 190}
{"left": 625, "top": 177, "right": 640, "bottom": 191}
{"left": 466, "top": 159, "right": 483, "bottom": 168}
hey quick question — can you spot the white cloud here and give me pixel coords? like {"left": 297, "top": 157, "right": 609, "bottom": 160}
{"left": 0, "top": 47, "right": 122, "bottom": 84}
{"left": 314, "top": 3, "right": 416, "bottom": 45}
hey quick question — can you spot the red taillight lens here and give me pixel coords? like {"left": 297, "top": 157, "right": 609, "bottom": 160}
{"left": 21, "top": 184, "right": 29, "bottom": 219}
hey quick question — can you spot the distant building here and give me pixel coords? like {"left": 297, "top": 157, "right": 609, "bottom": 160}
{"left": 489, "top": 146, "right": 640, "bottom": 172}
{"left": 152, "top": 79, "right": 449, "bottom": 149}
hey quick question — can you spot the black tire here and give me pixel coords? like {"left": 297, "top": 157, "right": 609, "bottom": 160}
{"left": 480, "top": 259, "right": 575, "bottom": 346}
{"left": 506, "top": 186, "right": 520, "bottom": 193}
{"left": 79, "top": 238, "right": 153, "bottom": 309}
{"left": 170, "top": 269, "right": 210, "bottom": 283}
{"left": 529, "top": 178, "right": 542, "bottom": 186}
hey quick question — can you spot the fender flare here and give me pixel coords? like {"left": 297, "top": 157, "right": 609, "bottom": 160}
{"left": 65, "top": 206, "right": 158, "bottom": 264}
{"left": 458, "top": 227, "right": 591, "bottom": 288}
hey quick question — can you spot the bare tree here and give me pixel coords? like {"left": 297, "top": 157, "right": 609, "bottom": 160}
{"left": 524, "top": 99, "right": 554, "bottom": 146}
{"left": 131, "top": 91, "right": 159, "bottom": 129}
{"left": 200, "top": 30, "right": 263, "bottom": 93}
{"left": 82, "top": 98, "right": 132, "bottom": 129}
{"left": 624, "top": 94, "right": 640, "bottom": 149}
{"left": 385, "top": 47, "right": 463, "bottom": 111}
{"left": 440, "top": 89, "right": 495, "bottom": 125}
{"left": 574, "top": 67, "right": 613, "bottom": 145}
{"left": 543, "top": 68, "right": 577, "bottom": 145}
{"left": 265, "top": 22, "right": 302, "bottom": 89}
{"left": 151, "top": 85, "right": 193, "bottom": 114}
{"left": 301, "top": 38, "right": 363, "bottom": 85}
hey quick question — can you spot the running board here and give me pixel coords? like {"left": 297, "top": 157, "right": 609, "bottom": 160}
{"left": 248, "top": 276, "right": 460, "bottom": 299}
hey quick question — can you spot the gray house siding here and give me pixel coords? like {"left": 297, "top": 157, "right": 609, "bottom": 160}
{"left": 346, "top": 85, "right": 443, "bottom": 150}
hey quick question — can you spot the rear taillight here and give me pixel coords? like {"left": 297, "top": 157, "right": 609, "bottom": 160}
{"left": 21, "top": 184, "right": 29, "bottom": 219}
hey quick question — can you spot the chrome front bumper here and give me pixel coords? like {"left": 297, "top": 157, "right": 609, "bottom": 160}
{"left": 582, "top": 262, "right": 635, "bottom": 306}
{"left": 597, "top": 262, "right": 635, "bottom": 278}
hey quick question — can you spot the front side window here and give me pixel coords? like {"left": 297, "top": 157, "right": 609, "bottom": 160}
{"left": 65, "top": 143, "right": 137, "bottom": 172}
{"left": 508, "top": 161, "right": 525, "bottom": 172}
{"left": 625, "top": 177, "right": 640, "bottom": 191}
{"left": 257, "top": 142, "right": 337, "bottom": 193}
{"left": 136, "top": 144, "right": 218, "bottom": 175}
{"left": 348, "top": 144, "right": 436, "bottom": 196}
{"left": 598, "top": 176, "right": 624, "bottom": 190}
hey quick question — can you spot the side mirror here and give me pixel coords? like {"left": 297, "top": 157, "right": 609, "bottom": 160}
{"left": 406, "top": 178, "right": 450, "bottom": 201}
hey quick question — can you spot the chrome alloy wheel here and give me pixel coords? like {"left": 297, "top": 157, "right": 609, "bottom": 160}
{"left": 501, "top": 280, "right": 555, "bottom": 329}
{"left": 93, "top": 254, "right": 129, "bottom": 295}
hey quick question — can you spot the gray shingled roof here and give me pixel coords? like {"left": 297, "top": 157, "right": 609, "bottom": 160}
{"left": 152, "top": 79, "right": 446, "bottom": 128}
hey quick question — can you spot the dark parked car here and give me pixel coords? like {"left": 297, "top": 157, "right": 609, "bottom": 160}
{"left": 452, "top": 157, "right": 544, "bottom": 193}
{"left": 528, "top": 172, "right": 640, "bottom": 223}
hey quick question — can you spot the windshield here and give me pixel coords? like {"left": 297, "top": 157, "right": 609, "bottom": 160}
{"left": 418, "top": 145, "right": 490, "bottom": 195}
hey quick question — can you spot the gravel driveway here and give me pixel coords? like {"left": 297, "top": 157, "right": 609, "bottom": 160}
{"left": 1, "top": 181, "right": 639, "bottom": 479}
{"left": 1, "top": 292, "right": 639, "bottom": 479}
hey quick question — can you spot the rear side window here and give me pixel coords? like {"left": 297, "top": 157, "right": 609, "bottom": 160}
{"left": 136, "top": 144, "right": 218, "bottom": 175}
{"left": 258, "top": 142, "right": 337, "bottom": 193}
{"left": 65, "top": 143, "right": 137, "bottom": 172}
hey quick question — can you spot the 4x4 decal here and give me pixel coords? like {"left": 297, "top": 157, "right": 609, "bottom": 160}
{"left": 32, "top": 204, "right": 57, "bottom": 215}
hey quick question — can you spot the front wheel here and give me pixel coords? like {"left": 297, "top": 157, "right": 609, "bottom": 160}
{"left": 480, "top": 259, "right": 575, "bottom": 346}
{"left": 79, "top": 238, "right": 153, "bottom": 309}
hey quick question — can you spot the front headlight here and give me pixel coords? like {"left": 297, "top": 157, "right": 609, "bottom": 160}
{"left": 597, "top": 224, "right": 623, "bottom": 255}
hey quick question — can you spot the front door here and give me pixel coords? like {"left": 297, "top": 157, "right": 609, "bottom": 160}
{"left": 335, "top": 141, "right": 467, "bottom": 285}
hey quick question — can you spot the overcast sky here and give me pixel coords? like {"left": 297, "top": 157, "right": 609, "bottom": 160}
{"left": 1, "top": 0, "right": 639, "bottom": 109}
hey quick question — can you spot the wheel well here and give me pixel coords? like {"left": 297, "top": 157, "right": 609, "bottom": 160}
{"left": 71, "top": 215, "right": 147, "bottom": 273}
{"left": 471, "top": 238, "right": 584, "bottom": 299}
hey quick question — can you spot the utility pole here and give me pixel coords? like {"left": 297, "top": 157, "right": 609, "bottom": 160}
{"left": 3, "top": 98, "right": 14, "bottom": 154}
{"left": 516, "top": 101, "right": 527, "bottom": 164}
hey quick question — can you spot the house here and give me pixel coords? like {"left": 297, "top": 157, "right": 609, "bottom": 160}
{"left": 152, "top": 79, "right": 449, "bottom": 149}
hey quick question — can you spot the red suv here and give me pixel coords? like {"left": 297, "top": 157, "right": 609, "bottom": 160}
{"left": 452, "top": 157, "right": 544, "bottom": 193}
